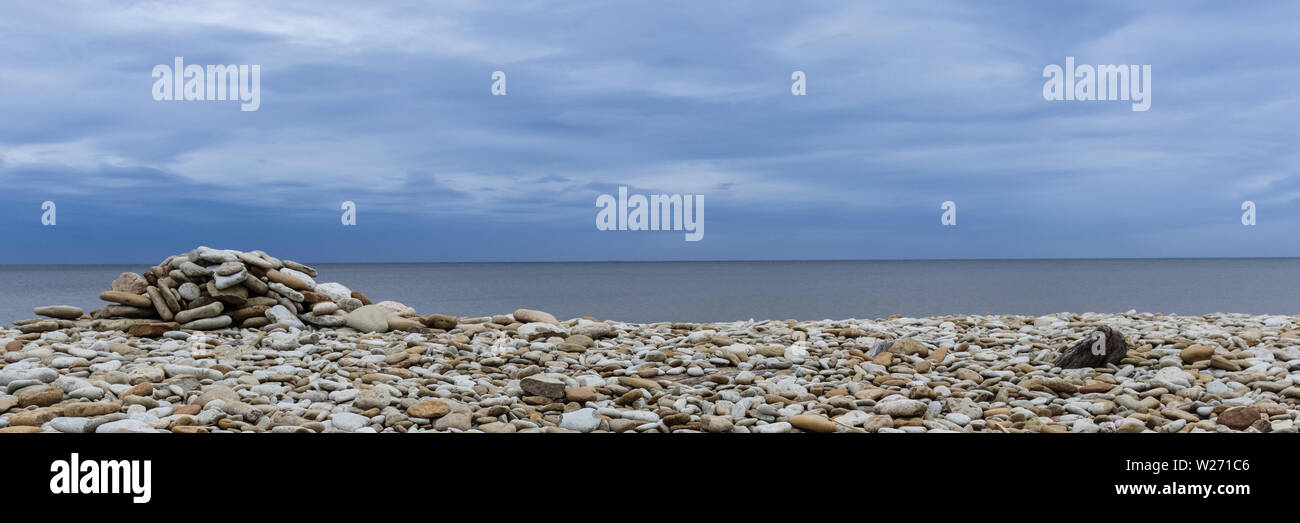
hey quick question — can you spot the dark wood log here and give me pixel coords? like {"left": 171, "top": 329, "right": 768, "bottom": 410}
{"left": 1053, "top": 326, "right": 1128, "bottom": 369}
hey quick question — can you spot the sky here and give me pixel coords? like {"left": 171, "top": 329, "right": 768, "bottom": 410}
{"left": 0, "top": 0, "right": 1297, "bottom": 263}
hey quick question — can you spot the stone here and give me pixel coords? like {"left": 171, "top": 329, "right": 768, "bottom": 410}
{"left": 790, "top": 414, "right": 837, "bottom": 433}
{"left": 701, "top": 415, "right": 734, "bottom": 432}
{"left": 93, "top": 305, "right": 156, "bottom": 319}
{"left": 212, "top": 267, "right": 248, "bottom": 290}
{"left": 479, "top": 422, "right": 516, "bottom": 433}
{"left": 111, "top": 272, "right": 149, "bottom": 294}
{"left": 559, "top": 408, "right": 602, "bottom": 432}
{"left": 175, "top": 300, "right": 223, "bottom": 325}
{"left": 373, "top": 300, "right": 415, "bottom": 316}
{"left": 566, "top": 387, "right": 597, "bottom": 403}
{"left": 0, "top": 426, "right": 44, "bottom": 433}
{"left": 618, "top": 376, "right": 662, "bottom": 390}
{"left": 267, "top": 269, "right": 311, "bottom": 291}
{"left": 47, "top": 417, "right": 91, "bottom": 434}
{"left": 387, "top": 316, "right": 424, "bottom": 332}
{"left": 196, "top": 386, "right": 239, "bottom": 407}
{"left": 345, "top": 305, "right": 392, "bottom": 333}
{"left": 521, "top": 376, "right": 566, "bottom": 399}
{"left": 177, "top": 282, "right": 201, "bottom": 301}
{"left": 122, "top": 382, "right": 153, "bottom": 397}
{"left": 205, "top": 281, "right": 249, "bottom": 306}
{"left": 242, "top": 275, "right": 269, "bottom": 295}
{"left": 236, "top": 251, "right": 274, "bottom": 270}
{"left": 178, "top": 261, "right": 211, "bottom": 278}
{"left": 311, "top": 302, "right": 339, "bottom": 315}
{"left": 433, "top": 412, "right": 472, "bottom": 431}
{"left": 354, "top": 388, "right": 392, "bottom": 410}
{"left": 1180, "top": 345, "right": 1216, "bottom": 363}
{"left": 407, "top": 400, "right": 451, "bottom": 419}
{"left": 277, "top": 268, "right": 315, "bottom": 290}
{"left": 231, "top": 305, "right": 270, "bottom": 322}
{"left": 514, "top": 308, "right": 559, "bottom": 324}
{"left": 300, "top": 291, "right": 331, "bottom": 304}
{"left": 424, "top": 314, "right": 458, "bottom": 330}
{"left": 181, "top": 315, "right": 232, "bottom": 330}
{"left": 890, "top": 337, "right": 930, "bottom": 357}
{"left": 173, "top": 405, "right": 201, "bottom": 416}
{"left": 144, "top": 286, "right": 173, "bottom": 321}
{"left": 128, "top": 322, "right": 178, "bottom": 337}
{"left": 92, "top": 418, "right": 154, "bottom": 434}
{"left": 314, "top": 282, "right": 353, "bottom": 303}
{"left": 876, "top": 399, "right": 927, "bottom": 417}
{"left": 331, "top": 412, "right": 370, "bottom": 432}
{"left": 18, "top": 321, "right": 58, "bottom": 333}
{"left": 216, "top": 261, "right": 245, "bottom": 276}
{"left": 9, "top": 408, "right": 60, "bottom": 426}
{"left": 752, "top": 422, "right": 793, "bottom": 433}
{"left": 98, "top": 290, "right": 153, "bottom": 308}
{"left": 33, "top": 305, "right": 83, "bottom": 319}
{"left": 518, "top": 322, "right": 567, "bottom": 340}
{"left": 946, "top": 397, "right": 984, "bottom": 419}
{"left": 63, "top": 402, "right": 122, "bottom": 417}
{"left": 265, "top": 305, "right": 306, "bottom": 330}
{"left": 833, "top": 410, "right": 871, "bottom": 427}
{"left": 302, "top": 313, "right": 346, "bottom": 328}
{"left": 193, "top": 247, "right": 239, "bottom": 264}
{"left": 18, "top": 385, "right": 63, "bottom": 407}
{"left": 282, "top": 260, "right": 317, "bottom": 277}
{"left": 1218, "top": 407, "right": 1261, "bottom": 430}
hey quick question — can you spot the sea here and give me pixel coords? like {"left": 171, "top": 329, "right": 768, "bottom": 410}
{"left": 2, "top": 258, "right": 1297, "bottom": 325}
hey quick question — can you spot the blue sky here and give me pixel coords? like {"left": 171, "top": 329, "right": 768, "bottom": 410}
{"left": 1, "top": 1, "right": 1297, "bottom": 263}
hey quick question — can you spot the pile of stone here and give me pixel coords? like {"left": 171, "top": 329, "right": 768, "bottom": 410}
{"left": 15, "top": 246, "right": 451, "bottom": 337}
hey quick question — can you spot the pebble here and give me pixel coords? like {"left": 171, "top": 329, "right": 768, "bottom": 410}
{"left": 2, "top": 286, "right": 1298, "bottom": 435}
{"left": 331, "top": 412, "right": 370, "bottom": 432}
{"left": 559, "top": 408, "right": 602, "bottom": 432}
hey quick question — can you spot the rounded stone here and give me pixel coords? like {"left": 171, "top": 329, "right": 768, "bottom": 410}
{"left": 345, "top": 305, "right": 392, "bottom": 333}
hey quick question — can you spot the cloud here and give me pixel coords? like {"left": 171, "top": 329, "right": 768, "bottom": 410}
{"left": 0, "top": 1, "right": 1298, "bottom": 262}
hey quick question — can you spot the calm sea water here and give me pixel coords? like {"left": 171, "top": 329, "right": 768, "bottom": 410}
{"left": 2, "top": 259, "right": 1297, "bottom": 324}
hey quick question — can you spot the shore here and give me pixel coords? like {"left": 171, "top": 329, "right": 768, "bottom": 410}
{"left": 3, "top": 310, "right": 1299, "bottom": 433}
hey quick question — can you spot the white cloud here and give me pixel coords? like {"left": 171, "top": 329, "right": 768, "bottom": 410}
{"left": 0, "top": 139, "right": 130, "bottom": 170}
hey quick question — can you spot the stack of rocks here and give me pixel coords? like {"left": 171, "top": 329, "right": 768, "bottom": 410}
{"left": 17, "top": 246, "right": 445, "bottom": 336}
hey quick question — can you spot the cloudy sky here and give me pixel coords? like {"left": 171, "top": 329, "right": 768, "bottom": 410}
{"left": 0, "top": 1, "right": 1297, "bottom": 263}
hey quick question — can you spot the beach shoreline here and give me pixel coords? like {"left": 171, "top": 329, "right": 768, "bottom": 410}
{"left": 3, "top": 310, "right": 1298, "bottom": 433}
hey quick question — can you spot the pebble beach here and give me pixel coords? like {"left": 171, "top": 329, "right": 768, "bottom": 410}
{"left": 2, "top": 247, "right": 1299, "bottom": 433}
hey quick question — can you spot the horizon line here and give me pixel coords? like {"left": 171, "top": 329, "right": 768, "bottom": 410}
{"left": 2, "top": 255, "right": 1299, "bottom": 266}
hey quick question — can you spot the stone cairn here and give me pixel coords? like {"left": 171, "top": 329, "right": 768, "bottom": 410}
{"left": 15, "top": 246, "right": 457, "bottom": 337}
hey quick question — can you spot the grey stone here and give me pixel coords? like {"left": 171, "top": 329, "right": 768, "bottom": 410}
{"left": 559, "top": 408, "right": 602, "bottom": 432}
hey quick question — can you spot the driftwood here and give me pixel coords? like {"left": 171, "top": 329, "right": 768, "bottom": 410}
{"left": 1053, "top": 326, "right": 1128, "bottom": 369}
{"left": 866, "top": 340, "right": 893, "bottom": 357}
